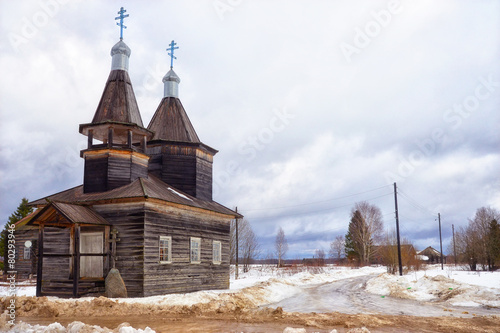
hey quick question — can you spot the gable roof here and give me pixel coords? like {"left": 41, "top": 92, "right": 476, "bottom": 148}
{"left": 30, "top": 175, "right": 240, "bottom": 218}
{"left": 27, "top": 202, "right": 109, "bottom": 226}
{"left": 14, "top": 210, "right": 38, "bottom": 230}
{"left": 417, "top": 246, "right": 442, "bottom": 256}
{"left": 147, "top": 97, "right": 200, "bottom": 142}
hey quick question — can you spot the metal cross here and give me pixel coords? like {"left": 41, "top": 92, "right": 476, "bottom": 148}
{"left": 115, "top": 7, "right": 129, "bottom": 40}
{"left": 167, "top": 40, "right": 179, "bottom": 69}
{"left": 108, "top": 228, "right": 120, "bottom": 269}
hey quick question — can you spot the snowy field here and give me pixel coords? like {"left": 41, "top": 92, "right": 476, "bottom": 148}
{"left": 1, "top": 264, "right": 499, "bottom": 332}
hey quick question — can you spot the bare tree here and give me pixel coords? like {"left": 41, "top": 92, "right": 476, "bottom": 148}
{"left": 240, "top": 222, "right": 260, "bottom": 272}
{"left": 329, "top": 235, "right": 345, "bottom": 260}
{"left": 345, "top": 201, "right": 384, "bottom": 265}
{"left": 454, "top": 207, "right": 500, "bottom": 271}
{"left": 230, "top": 219, "right": 260, "bottom": 272}
{"left": 314, "top": 248, "right": 326, "bottom": 266}
{"left": 275, "top": 227, "right": 288, "bottom": 267}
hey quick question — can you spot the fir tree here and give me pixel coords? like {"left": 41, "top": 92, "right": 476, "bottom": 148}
{"left": 0, "top": 198, "right": 34, "bottom": 267}
{"left": 488, "top": 219, "right": 500, "bottom": 270}
{"left": 344, "top": 230, "right": 358, "bottom": 262}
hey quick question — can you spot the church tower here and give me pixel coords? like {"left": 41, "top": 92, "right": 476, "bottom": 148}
{"left": 147, "top": 41, "right": 217, "bottom": 201}
{"left": 79, "top": 8, "right": 153, "bottom": 193}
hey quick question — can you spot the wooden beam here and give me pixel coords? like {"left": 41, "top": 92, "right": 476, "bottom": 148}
{"left": 73, "top": 225, "right": 80, "bottom": 298}
{"left": 127, "top": 130, "right": 132, "bottom": 149}
{"left": 104, "top": 225, "right": 110, "bottom": 276}
{"left": 142, "top": 135, "right": 147, "bottom": 152}
{"left": 69, "top": 226, "right": 74, "bottom": 278}
{"left": 88, "top": 129, "right": 94, "bottom": 149}
{"left": 36, "top": 224, "right": 44, "bottom": 297}
{"left": 108, "top": 127, "right": 113, "bottom": 148}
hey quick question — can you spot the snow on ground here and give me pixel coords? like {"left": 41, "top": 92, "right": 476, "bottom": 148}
{"left": 1, "top": 264, "right": 499, "bottom": 332}
{"left": 0, "top": 311, "right": 155, "bottom": 333}
{"left": 365, "top": 265, "right": 500, "bottom": 308}
{"left": 0, "top": 280, "right": 36, "bottom": 297}
{"left": 1, "top": 265, "right": 499, "bottom": 308}
{"left": 0, "top": 266, "right": 386, "bottom": 307}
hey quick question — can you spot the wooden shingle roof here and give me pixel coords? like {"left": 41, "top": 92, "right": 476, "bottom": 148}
{"left": 27, "top": 202, "right": 110, "bottom": 226}
{"left": 30, "top": 175, "right": 241, "bottom": 218}
{"left": 91, "top": 70, "right": 144, "bottom": 127}
{"left": 147, "top": 97, "right": 200, "bottom": 142}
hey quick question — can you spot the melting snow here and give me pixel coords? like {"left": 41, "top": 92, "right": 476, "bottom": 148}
{"left": 167, "top": 187, "right": 193, "bottom": 201}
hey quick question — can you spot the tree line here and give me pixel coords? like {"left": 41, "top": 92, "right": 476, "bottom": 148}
{"left": 4, "top": 198, "right": 499, "bottom": 274}
{"left": 452, "top": 207, "right": 500, "bottom": 271}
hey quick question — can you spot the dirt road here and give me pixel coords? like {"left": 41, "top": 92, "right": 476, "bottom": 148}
{"left": 2, "top": 274, "right": 500, "bottom": 332}
{"left": 271, "top": 275, "right": 498, "bottom": 318}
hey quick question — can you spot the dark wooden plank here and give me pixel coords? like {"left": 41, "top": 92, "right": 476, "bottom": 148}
{"left": 36, "top": 225, "right": 43, "bottom": 297}
{"left": 73, "top": 225, "right": 80, "bottom": 297}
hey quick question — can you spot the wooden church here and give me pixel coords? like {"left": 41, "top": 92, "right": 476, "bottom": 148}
{"left": 21, "top": 9, "right": 241, "bottom": 298}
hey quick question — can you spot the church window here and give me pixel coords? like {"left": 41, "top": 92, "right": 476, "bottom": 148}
{"left": 213, "top": 241, "right": 221, "bottom": 264}
{"left": 159, "top": 236, "right": 172, "bottom": 264}
{"left": 190, "top": 237, "right": 201, "bottom": 263}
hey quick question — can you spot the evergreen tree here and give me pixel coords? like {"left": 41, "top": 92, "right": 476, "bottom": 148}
{"left": 488, "top": 219, "right": 500, "bottom": 270}
{"left": 344, "top": 229, "right": 358, "bottom": 262}
{"left": 0, "top": 198, "right": 34, "bottom": 263}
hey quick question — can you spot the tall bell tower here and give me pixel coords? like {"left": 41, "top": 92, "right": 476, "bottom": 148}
{"left": 147, "top": 41, "right": 217, "bottom": 201}
{"left": 79, "top": 7, "right": 153, "bottom": 193}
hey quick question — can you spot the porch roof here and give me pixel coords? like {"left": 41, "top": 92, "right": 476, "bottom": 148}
{"left": 27, "top": 202, "right": 110, "bottom": 226}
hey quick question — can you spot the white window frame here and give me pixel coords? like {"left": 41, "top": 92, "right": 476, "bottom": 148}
{"left": 159, "top": 236, "right": 172, "bottom": 264}
{"left": 212, "top": 240, "right": 221, "bottom": 265}
{"left": 190, "top": 237, "right": 201, "bottom": 264}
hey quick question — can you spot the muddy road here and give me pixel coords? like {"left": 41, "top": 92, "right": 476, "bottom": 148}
{"left": 3, "top": 274, "right": 500, "bottom": 332}
{"left": 271, "top": 275, "right": 498, "bottom": 318}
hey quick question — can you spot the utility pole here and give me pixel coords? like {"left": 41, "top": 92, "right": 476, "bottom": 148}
{"left": 452, "top": 224, "right": 457, "bottom": 267}
{"left": 235, "top": 207, "right": 239, "bottom": 280}
{"left": 438, "top": 213, "right": 443, "bottom": 270}
{"left": 393, "top": 183, "right": 403, "bottom": 276}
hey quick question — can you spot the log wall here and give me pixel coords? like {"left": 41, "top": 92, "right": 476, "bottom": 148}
{"left": 42, "top": 227, "right": 71, "bottom": 281}
{"left": 142, "top": 201, "right": 230, "bottom": 297}
{"left": 83, "top": 150, "right": 149, "bottom": 193}
{"left": 93, "top": 202, "right": 146, "bottom": 297}
{"left": 13, "top": 227, "right": 38, "bottom": 279}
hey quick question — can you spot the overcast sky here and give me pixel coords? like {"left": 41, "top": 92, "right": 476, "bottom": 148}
{"left": 1, "top": 0, "right": 499, "bottom": 258}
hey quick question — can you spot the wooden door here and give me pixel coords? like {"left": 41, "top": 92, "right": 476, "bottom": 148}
{"left": 80, "top": 232, "right": 103, "bottom": 278}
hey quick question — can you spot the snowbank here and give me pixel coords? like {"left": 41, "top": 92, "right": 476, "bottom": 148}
{"left": 0, "top": 311, "right": 155, "bottom": 333}
{"left": 365, "top": 266, "right": 500, "bottom": 308}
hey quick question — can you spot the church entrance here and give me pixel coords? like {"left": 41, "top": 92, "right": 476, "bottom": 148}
{"left": 80, "top": 232, "right": 104, "bottom": 278}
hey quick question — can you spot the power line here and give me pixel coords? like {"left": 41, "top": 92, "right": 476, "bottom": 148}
{"left": 244, "top": 184, "right": 393, "bottom": 212}
{"left": 246, "top": 192, "right": 393, "bottom": 220}
{"left": 397, "top": 188, "right": 438, "bottom": 217}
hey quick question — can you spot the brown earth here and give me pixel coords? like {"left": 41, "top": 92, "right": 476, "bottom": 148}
{"left": 2, "top": 295, "right": 500, "bottom": 333}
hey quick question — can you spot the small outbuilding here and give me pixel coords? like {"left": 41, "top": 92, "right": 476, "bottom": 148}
{"left": 417, "top": 246, "right": 444, "bottom": 264}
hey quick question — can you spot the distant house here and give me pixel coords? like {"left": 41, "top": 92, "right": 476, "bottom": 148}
{"left": 19, "top": 30, "right": 240, "bottom": 298}
{"left": 417, "top": 246, "right": 444, "bottom": 264}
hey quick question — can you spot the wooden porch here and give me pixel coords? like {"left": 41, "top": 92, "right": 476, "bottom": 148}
{"left": 27, "top": 202, "right": 111, "bottom": 298}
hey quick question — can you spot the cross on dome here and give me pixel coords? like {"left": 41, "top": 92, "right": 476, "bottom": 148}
{"left": 115, "top": 7, "right": 129, "bottom": 40}
{"left": 167, "top": 40, "right": 179, "bottom": 69}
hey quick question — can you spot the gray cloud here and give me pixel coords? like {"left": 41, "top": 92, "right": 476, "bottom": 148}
{"left": 1, "top": 0, "right": 499, "bottom": 258}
